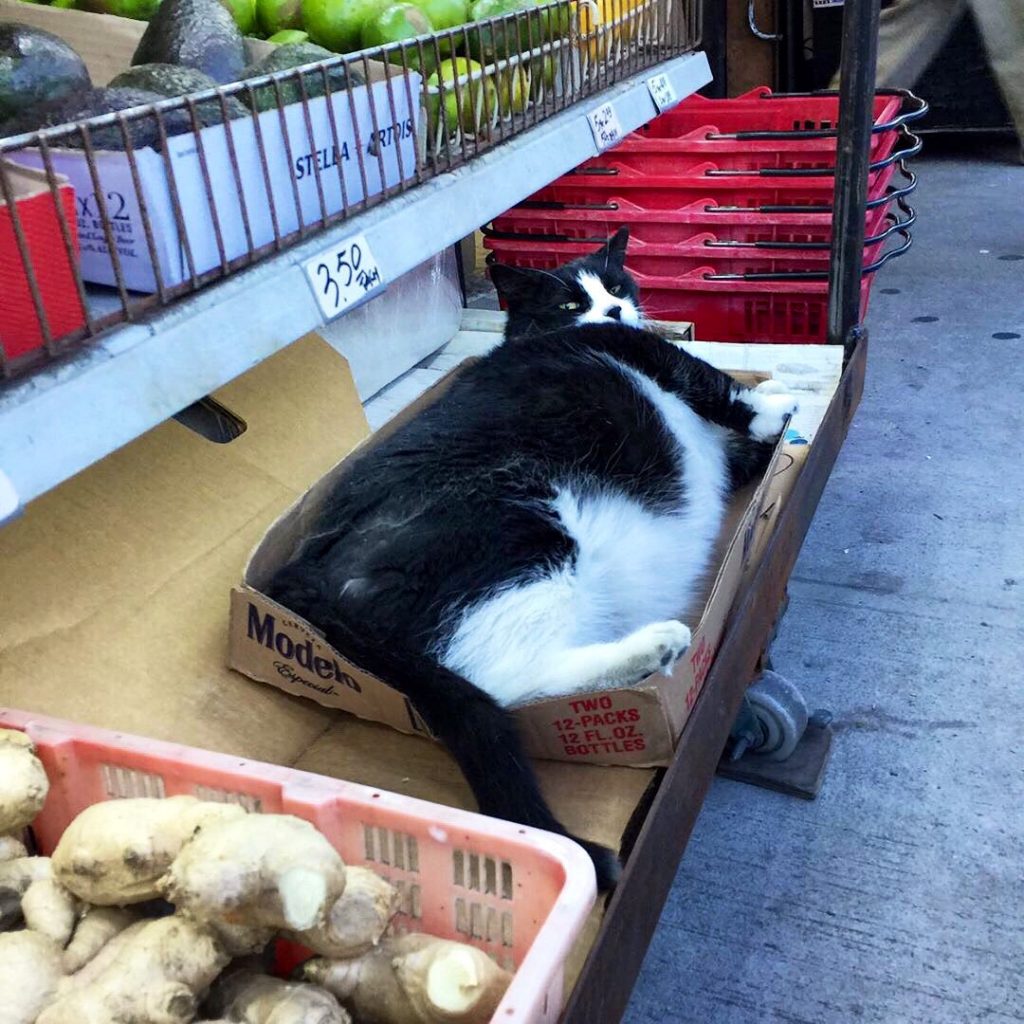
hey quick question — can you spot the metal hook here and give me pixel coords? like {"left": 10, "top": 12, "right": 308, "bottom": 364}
{"left": 748, "top": 0, "right": 783, "bottom": 41}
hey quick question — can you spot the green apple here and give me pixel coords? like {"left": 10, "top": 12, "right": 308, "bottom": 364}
{"left": 82, "top": 0, "right": 160, "bottom": 17}
{"left": 257, "top": 0, "right": 302, "bottom": 35}
{"left": 266, "top": 28, "right": 310, "bottom": 41}
{"left": 408, "top": 0, "right": 466, "bottom": 54}
{"left": 361, "top": 2, "right": 436, "bottom": 70}
{"left": 302, "top": 0, "right": 390, "bottom": 51}
{"left": 427, "top": 56, "right": 496, "bottom": 139}
{"left": 528, "top": 52, "right": 554, "bottom": 99}
{"left": 498, "top": 62, "right": 529, "bottom": 113}
{"left": 222, "top": 0, "right": 258, "bottom": 33}
{"left": 466, "top": 0, "right": 540, "bottom": 63}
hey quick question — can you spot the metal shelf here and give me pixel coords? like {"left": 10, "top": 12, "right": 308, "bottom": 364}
{"left": 0, "top": 51, "right": 710, "bottom": 520}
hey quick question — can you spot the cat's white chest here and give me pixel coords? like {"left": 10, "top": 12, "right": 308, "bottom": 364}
{"left": 554, "top": 364, "right": 730, "bottom": 643}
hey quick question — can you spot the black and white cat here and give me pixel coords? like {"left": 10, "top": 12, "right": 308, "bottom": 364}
{"left": 266, "top": 228, "right": 797, "bottom": 890}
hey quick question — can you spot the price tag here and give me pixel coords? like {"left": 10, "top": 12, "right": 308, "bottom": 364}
{"left": 647, "top": 73, "right": 678, "bottom": 113}
{"left": 587, "top": 102, "right": 623, "bottom": 151}
{"left": 304, "top": 232, "right": 386, "bottom": 322}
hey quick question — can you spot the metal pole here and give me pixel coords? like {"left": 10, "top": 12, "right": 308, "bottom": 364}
{"left": 827, "top": 0, "right": 881, "bottom": 351}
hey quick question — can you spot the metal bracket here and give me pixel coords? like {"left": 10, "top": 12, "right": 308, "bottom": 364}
{"left": 748, "top": 0, "right": 783, "bottom": 41}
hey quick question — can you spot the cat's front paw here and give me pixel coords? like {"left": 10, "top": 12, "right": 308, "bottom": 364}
{"left": 743, "top": 383, "right": 799, "bottom": 441}
{"left": 620, "top": 620, "right": 692, "bottom": 683}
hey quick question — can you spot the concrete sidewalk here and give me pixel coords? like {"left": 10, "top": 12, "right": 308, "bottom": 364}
{"left": 624, "top": 142, "right": 1024, "bottom": 1024}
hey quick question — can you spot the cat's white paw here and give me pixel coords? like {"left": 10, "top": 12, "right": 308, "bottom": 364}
{"left": 619, "top": 620, "right": 692, "bottom": 683}
{"left": 743, "top": 387, "right": 799, "bottom": 441}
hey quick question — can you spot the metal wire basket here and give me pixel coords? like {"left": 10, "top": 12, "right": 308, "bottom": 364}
{"left": 0, "top": 0, "right": 701, "bottom": 377}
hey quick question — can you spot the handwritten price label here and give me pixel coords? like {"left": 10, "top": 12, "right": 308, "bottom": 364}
{"left": 587, "top": 102, "right": 623, "bottom": 151}
{"left": 304, "top": 232, "right": 385, "bottom": 321}
{"left": 647, "top": 72, "right": 678, "bottom": 113}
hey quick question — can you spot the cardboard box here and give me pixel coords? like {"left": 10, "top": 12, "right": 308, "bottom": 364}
{"left": 0, "top": 330, "right": 654, "bottom": 883}
{"left": 1, "top": 1, "right": 419, "bottom": 293}
{"left": 228, "top": 359, "right": 813, "bottom": 768}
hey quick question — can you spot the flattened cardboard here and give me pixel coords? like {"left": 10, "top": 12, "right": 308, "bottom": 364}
{"left": 229, "top": 360, "right": 807, "bottom": 767}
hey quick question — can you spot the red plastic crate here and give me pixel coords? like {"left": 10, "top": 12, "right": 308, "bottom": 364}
{"left": 0, "top": 708, "right": 597, "bottom": 1024}
{"left": 578, "top": 130, "right": 915, "bottom": 176}
{"left": 529, "top": 154, "right": 905, "bottom": 211}
{"left": 632, "top": 268, "right": 872, "bottom": 343}
{"left": 491, "top": 194, "right": 903, "bottom": 247}
{"left": 0, "top": 163, "right": 85, "bottom": 362}
{"left": 620, "top": 87, "right": 924, "bottom": 173}
{"left": 483, "top": 228, "right": 904, "bottom": 277}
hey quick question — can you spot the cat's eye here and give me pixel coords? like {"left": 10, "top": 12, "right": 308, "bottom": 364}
{"left": 609, "top": 284, "right": 623, "bottom": 296}
{"left": 559, "top": 302, "right": 582, "bottom": 311}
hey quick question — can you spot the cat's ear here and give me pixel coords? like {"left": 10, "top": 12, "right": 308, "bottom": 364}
{"left": 594, "top": 226, "right": 630, "bottom": 269}
{"left": 489, "top": 263, "right": 545, "bottom": 303}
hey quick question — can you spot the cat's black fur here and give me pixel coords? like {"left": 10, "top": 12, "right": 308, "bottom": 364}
{"left": 265, "top": 230, "right": 775, "bottom": 891}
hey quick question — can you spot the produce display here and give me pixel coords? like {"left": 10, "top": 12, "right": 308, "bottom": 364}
{"left": 1, "top": 0, "right": 597, "bottom": 148}
{"left": 0, "top": 728, "right": 514, "bottom": 1024}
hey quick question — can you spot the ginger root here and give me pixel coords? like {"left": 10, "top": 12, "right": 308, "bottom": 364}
{"left": 62, "top": 905, "right": 142, "bottom": 973}
{"left": 206, "top": 965, "right": 352, "bottom": 1024}
{"left": 291, "top": 867, "right": 399, "bottom": 959}
{"left": 163, "top": 814, "right": 346, "bottom": 932}
{"left": 0, "top": 855, "right": 51, "bottom": 891}
{"left": 0, "top": 836, "right": 28, "bottom": 862}
{"left": 52, "top": 796, "right": 247, "bottom": 905}
{"left": 22, "top": 877, "right": 80, "bottom": 947}
{"left": 0, "top": 730, "right": 49, "bottom": 835}
{"left": 301, "top": 934, "right": 512, "bottom": 1024}
{"left": 207, "top": 919, "right": 277, "bottom": 958}
{"left": 56, "top": 919, "right": 151, "bottom": 997}
{"left": 0, "top": 930, "right": 63, "bottom": 1024}
{"left": 39, "top": 915, "right": 229, "bottom": 1024}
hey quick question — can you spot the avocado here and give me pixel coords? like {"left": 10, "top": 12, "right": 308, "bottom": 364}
{"left": 240, "top": 42, "right": 363, "bottom": 112}
{"left": 0, "top": 86, "right": 195, "bottom": 150}
{"left": 132, "top": 0, "right": 246, "bottom": 84}
{"left": 109, "top": 63, "right": 249, "bottom": 121}
{"left": 0, "top": 23, "right": 91, "bottom": 122}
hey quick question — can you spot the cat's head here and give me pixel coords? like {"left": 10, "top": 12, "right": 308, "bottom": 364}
{"left": 489, "top": 228, "right": 641, "bottom": 340}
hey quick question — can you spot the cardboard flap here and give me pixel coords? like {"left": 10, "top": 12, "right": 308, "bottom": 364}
{"left": 0, "top": 161, "right": 70, "bottom": 203}
{"left": 0, "top": 334, "right": 370, "bottom": 763}
{"left": 0, "top": 1, "right": 146, "bottom": 84}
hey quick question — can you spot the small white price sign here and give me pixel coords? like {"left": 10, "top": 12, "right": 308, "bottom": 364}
{"left": 647, "top": 73, "right": 678, "bottom": 113}
{"left": 588, "top": 102, "right": 623, "bottom": 151}
{"left": 304, "top": 232, "right": 386, "bottom": 321}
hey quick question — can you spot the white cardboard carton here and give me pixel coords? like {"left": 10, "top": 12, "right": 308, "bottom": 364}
{"left": 2, "top": 1, "right": 419, "bottom": 292}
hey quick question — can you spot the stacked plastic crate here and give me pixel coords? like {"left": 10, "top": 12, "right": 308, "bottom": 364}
{"left": 486, "top": 87, "right": 927, "bottom": 343}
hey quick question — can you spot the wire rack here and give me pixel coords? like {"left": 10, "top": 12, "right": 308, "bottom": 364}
{"left": 0, "top": 0, "right": 700, "bottom": 377}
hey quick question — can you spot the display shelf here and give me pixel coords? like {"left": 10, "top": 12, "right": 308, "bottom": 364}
{"left": 0, "top": 51, "right": 711, "bottom": 520}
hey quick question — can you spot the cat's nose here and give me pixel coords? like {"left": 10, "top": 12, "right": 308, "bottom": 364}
{"left": 606, "top": 305, "right": 622, "bottom": 320}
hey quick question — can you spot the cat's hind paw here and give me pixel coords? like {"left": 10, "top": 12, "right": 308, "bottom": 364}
{"left": 742, "top": 383, "right": 799, "bottom": 441}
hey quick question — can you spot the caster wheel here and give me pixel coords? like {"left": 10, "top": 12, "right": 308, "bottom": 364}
{"left": 745, "top": 670, "right": 809, "bottom": 762}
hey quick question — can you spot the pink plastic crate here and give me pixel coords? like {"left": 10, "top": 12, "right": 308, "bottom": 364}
{"left": 0, "top": 708, "right": 597, "bottom": 1024}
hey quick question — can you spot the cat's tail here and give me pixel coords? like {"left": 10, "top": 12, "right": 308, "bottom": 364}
{"left": 266, "top": 564, "right": 621, "bottom": 892}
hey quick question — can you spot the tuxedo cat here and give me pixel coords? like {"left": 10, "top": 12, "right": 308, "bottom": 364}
{"left": 266, "top": 228, "right": 797, "bottom": 890}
